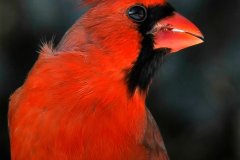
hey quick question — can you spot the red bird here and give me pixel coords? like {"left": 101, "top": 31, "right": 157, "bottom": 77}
{"left": 9, "top": 0, "right": 203, "bottom": 159}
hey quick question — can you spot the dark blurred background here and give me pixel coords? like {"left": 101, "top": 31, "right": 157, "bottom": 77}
{"left": 1, "top": 0, "right": 240, "bottom": 159}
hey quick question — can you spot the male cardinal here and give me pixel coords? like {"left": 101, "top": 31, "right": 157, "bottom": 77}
{"left": 9, "top": 0, "right": 203, "bottom": 159}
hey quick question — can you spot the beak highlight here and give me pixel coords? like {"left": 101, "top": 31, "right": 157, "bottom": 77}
{"left": 151, "top": 12, "right": 204, "bottom": 53}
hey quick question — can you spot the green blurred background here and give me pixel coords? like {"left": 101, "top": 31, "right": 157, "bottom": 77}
{"left": 0, "top": 0, "right": 240, "bottom": 159}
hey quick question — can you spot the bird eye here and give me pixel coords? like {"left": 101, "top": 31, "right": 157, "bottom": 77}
{"left": 127, "top": 5, "right": 147, "bottom": 22}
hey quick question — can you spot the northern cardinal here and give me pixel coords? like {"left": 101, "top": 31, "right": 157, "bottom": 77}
{"left": 9, "top": 0, "right": 203, "bottom": 159}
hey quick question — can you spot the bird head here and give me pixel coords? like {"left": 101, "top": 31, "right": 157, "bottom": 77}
{"left": 59, "top": 0, "right": 204, "bottom": 94}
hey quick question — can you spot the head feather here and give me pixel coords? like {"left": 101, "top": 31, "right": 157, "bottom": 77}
{"left": 82, "top": 0, "right": 166, "bottom": 6}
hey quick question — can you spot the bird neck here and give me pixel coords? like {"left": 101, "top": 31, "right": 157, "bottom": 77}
{"left": 55, "top": 18, "right": 150, "bottom": 96}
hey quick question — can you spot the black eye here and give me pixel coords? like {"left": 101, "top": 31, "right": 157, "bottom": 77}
{"left": 127, "top": 5, "right": 147, "bottom": 22}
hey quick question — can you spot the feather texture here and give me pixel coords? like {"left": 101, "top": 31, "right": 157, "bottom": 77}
{"left": 9, "top": 0, "right": 202, "bottom": 159}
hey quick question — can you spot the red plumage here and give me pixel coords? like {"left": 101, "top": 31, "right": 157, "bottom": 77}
{"left": 9, "top": 0, "right": 203, "bottom": 159}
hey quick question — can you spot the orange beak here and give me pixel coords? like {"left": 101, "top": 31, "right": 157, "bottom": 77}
{"left": 151, "top": 12, "right": 204, "bottom": 53}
